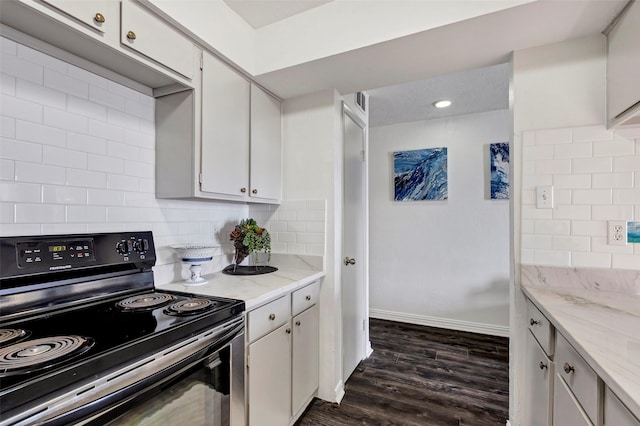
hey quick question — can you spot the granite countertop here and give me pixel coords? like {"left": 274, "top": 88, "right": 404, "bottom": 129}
{"left": 522, "top": 283, "right": 640, "bottom": 420}
{"left": 157, "top": 254, "right": 325, "bottom": 311}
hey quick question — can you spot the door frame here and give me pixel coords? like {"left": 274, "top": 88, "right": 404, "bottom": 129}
{"left": 341, "top": 101, "right": 372, "bottom": 384}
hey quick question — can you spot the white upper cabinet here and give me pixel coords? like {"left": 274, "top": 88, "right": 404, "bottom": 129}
{"left": 40, "top": 0, "right": 115, "bottom": 36}
{"left": 200, "top": 52, "right": 250, "bottom": 199}
{"left": 607, "top": 0, "right": 640, "bottom": 127}
{"left": 250, "top": 84, "right": 282, "bottom": 202}
{"left": 120, "top": 0, "right": 195, "bottom": 80}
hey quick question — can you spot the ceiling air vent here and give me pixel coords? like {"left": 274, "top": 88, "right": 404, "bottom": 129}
{"left": 355, "top": 91, "right": 367, "bottom": 112}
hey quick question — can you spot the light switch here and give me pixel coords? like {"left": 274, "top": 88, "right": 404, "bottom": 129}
{"left": 536, "top": 186, "right": 553, "bottom": 209}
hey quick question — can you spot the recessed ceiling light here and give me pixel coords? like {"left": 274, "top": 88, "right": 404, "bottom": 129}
{"left": 433, "top": 100, "right": 452, "bottom": 108}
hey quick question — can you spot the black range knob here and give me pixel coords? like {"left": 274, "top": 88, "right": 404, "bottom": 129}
{"left": 134, "top": 239, "right": 149, "bottom": 253}
{"left": 116, "top": 240, "right": 133, "bottom": 255}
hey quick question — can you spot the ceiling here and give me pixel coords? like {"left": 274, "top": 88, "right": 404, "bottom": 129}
{"left": 223, "top": 0, "right": 332, "bottom": 29}
{"left": 220, "top": 0, "right": 626, "bottom": 124}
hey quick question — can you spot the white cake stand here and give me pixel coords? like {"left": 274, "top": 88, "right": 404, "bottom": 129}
{"left": 170, "top": 244, "right": 218, "bottom": 286}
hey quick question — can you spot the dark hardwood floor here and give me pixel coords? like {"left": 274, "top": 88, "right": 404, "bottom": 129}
{"left": 296, "top": 318, "right": 509, "bottom": 426}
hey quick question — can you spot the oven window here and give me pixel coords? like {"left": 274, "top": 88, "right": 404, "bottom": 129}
{"left": 102, "top": 347, "right": 230, "bottom": 426}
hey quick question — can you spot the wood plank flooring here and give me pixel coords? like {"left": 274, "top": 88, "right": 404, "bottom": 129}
{"left": 295, "top": 318, "right": 509, "bottom": 426}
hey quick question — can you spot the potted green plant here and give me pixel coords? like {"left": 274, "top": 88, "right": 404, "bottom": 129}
{"left": 229, "top": 218, "right": 271, "bottom": 266}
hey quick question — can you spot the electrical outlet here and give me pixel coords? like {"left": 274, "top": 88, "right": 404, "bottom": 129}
{"left": 608, "top": 221, "right": 627, "bottom": 246}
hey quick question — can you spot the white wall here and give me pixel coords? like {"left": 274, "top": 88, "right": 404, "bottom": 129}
{"left": 368, "top": 110, "right": 510, "bottom": 335}
{"left": 282, "top": 89, "right": 344, "bottom": 402}
{"left": 0, "top": 36, "right": 323, "bottom": 285}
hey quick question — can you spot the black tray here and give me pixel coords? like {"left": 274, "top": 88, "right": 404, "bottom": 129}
{"left": 221, "top": 265, "right": 278, "bottom": 276}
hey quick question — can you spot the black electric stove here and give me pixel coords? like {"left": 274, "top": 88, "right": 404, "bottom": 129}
{"left": 0, "top": 231, "right": 245, "bottom": 425}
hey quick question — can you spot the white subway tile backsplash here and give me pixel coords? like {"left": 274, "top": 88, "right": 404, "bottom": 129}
{"left": 522, "top": 131, "right": 535, "bottom": 146}
{"left": 67, "top": 132, "right": 107, "bottom": 155}
{"left": 66, "top": 205, "right": 106, "bottom": 223}
{"left": 125, "top": 129, "right": 155, "bottom": 149}
{"left": 534, "top": 219, "right": 570, "bottom": 235}
{"left": 571, "top": 220, "right": 607, "bottom": 237}
{"left": 297, "top": 209, "right": 325, "bottom": 221}
{"left": 572, "top": 157, "right": 612, "bottom": 174}
{"left": 553, "top": 142, "right": 591, "bottom": 159}
{"left": 277, "top": 232, "right": 296, "bottom": 243}
{"left": 107, "top": 174, "right": 139, "bottom": 192}
{"left": 16, "top": 79, "right": 66, "bottom": 109}
{"left": 554, "top": 189, "right": 571, "bottom": 205}
{"left": 15, "top": 161, "right": 64, "bottom": 185}
{"left": 1, "top": 94, "right": 43, "bottom": 122}
{"left": 613, "top": 189, "right": 640, "bottom": 204}
{"left": 43, "top": 68, "right": 88, "bottom": 98}
{"left": 572, "top": 252, "right": 611, "bottom": 268}
{"left": 44, "top": 107, "right": 88, "bottom": 133}
{"left": 591, "top": 236, "right": 634, "bottom": 254}
{"left": 42, "top": 223, "right": 88, "bottom": 234}
{"left": 521, "top": 205, "right": 553, "bottom": 220}
{"left": 138, "top": 178, "right": 154, "bottom": 193}
{"left": 1, "top": 53, "right": 43, "bottom": 84}
{"left": 107, "top": 206, "right": 139, "bottom": 223}
{"left": 88, "top": 154, "right": 124, "bottom": 174}
{"left": 66, "top": 169, "right": 106, "bottom": 189}
{"left": 522, "top": 175, "right": 553, "bottom": 189}
{"left": 0, "top": 223, "right": 41, "bottom": 236}
{"left": 552, "top": 174, "right": 591, "bottom": 189}
{"left": 87, "top": 189, "right": 124, "bottom": 206}
{"left": 592, "top": 172, "right": 633, "bottom": 189}
{"left": 534, "top": 249, "right": 571, "bottom": 266}
{"left": 593, "top": 140, "right": 635, "bottom": 157}
{"left": 1, "top": 38, "right": 17, "bottom": 54}
{"left": 1, "top": 138, "right": 42, "bottom": 162}
{"left": 1, "top": 117, "right": 15, "bottom": 138}
{"left": 68, "top": 64, "right": 108, "bottom": 88}
{"left": 89, "top": 85, "right": 125, "bottom": 111}
{"left": 124, "top": 192, "right": 153, "bottom": 207}
{"left": 521, "top": 219, "right": 534, "bottom": 234}
{"left": 42, "top": 185, "right": 87, "bottom": 204}
{"left": 552, "top": 205, "right": 591, "bottom": 220}
{"left": 611, "top": 254, "right": 640, "bottom": 270}
{"left": 125, "top": 98, "right": 154, "bottom": 121}
{"left": 306, "top": 221, "right": 325, "bottom": 233}
{"left": 572, "top": 125, "right": 613, "bottom": 142}
{"left": 305, "top": 244, "right": 324, "bottom": 256}
{"left": 0, "top": 202, "right": 15, "bottom": 223}
{"left": 277, "top": 210, "right": 296, "bottom": 221}
{"left": 1, "top": 159, "right": 15, "bottom": 180}
{"left": 306, "top": 200, "right": 326, "bottom": 210}
{"left": 89, "top": 120, "right": 125, "bottom": 143}
{"left": 15, "top": 203, "right": 65, "bottom": 223}
{"left": 523, "top": 145, "right": 553, "bottom": 160}
{"left": 591, "top": 205, "right": 634, "bottom": 221}
{"left": 613, "top": 156, "right": 640, "bottom": 172}
{"left": 108, "top": 108, "right": 139, "bottom": 130}
{"left": 552, "top": 235, "right": 590, "bottom": 252}
{"left": 535, "top": 128, "right": 572, "bottom": 145}
{"left": 521, "top": 234, "right": 553, "bottom": 250}
{"left": 1, "top": 72, "right": 16, "bottom": 95}
{"left": 107, "top": 81, "right": 140, "bottom": 101}
{"left": 297, "top": 233, "right": 323, "bottom": 244}
{"left": 572, "top": 189, "right": 611, "bottom": 205}
{"left": 124, "top": 160, "right": 153, "bottom": 178}
{"left": 287, "top": 222, "right": 306, "bottom": 232}
{"left": 43, "top": 146, "right": 88, "bottom": 169}
{"left": 16, "top": 120, "right": 66, "bottom": 147}
{"left": 17, "top": 45, "right": 68, "bottom": 74}
{"left": 0, "top": 181, "right": 41, "bottom": 202}
{"left": 68, "top": 95, "right": 108, "bottom": 121}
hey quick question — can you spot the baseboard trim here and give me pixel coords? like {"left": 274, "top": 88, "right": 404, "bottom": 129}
{"left": 365, "top": 340, "right": 373, "bottom": 358}
{"left": 369, "top": 309, "right": 510, "bottom": 337}
{"left": 334, "top": 380, "right": 345, "bottom": 404}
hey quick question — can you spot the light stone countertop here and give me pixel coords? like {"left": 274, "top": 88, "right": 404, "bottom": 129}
{"left": 156, "top": 254, "right": 325, "bottom": 311}
{"left": 522, "top": 284, "right": 640, "bottom": 420}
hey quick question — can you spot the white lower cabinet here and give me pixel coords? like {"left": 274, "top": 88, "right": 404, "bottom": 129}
{"left": 553, "top": 375, "right": 593, "bottom": 426}
{"left": 604, "top": 386, "right": 640, "bottom": 426}
{"left": 247, "top": 281, "right": 320, "bottom": 425}
{"left": 524, "top": 331, "right": 553, "bottom": 426}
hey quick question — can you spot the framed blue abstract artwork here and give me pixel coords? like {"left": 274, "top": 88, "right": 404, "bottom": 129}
{"left": 490, "top": 142, "right": 509, "bottom": 200}
{"left": 628, "top": 222, "right": 640, "bottom": 243}
{"left": 393, "top": 147, "right": 448, "bottom": 201}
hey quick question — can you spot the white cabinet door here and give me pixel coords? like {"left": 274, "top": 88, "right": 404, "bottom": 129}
{"left": 200, "top": 52, "right": 250, "bottom": 199}
{"left": 604, "top": 387, "right": 640, "bottom": 426}
{"left": 607, "top": 0, "right": 640, "bottom": 122}
{"left": 553, "top": 375, "right": 593, "bottom": 426}
{"left": 120, "top": 0, "right": 195, "bottom": 79}
{"left": 250, "top": 84, "right": 282, "bottom": 202}
{"left": 292, "top": 304, "right": 319, "bottom": 417}
{"left": 523, "top": 331, "right": 553, "bottom": 426}
{"left": 41, "top": 0, "right": 114, "bottom": 34}
{"left": 248, "top": 323, "right": 291, "bottom": 426}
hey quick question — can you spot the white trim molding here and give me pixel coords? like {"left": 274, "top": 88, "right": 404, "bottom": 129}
{"left": 370, "top": 309, "right": 510, "bottom": 338}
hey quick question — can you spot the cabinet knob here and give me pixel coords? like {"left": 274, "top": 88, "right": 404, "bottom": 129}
{"left": 295, "top": 320, "right": 301, "bottom": 326}
{"left": 286, "top": 328, "right": 291, "bottom": 334}
{"left": 94, "top": 13, "right": 105, "bottom": 23}
{"left": 530, "top": 318, "right": 539, "bottom": 326}
{"left": 240, "top": 187, "right": 247, "bottom": 193}
{"left": 252, "top": 189, "right": 258, "bottom": 194}
{"left": 126, "top": 31, "right": 136, "bottom": 41}
{"left": 563, "top": 362, "right": 575, "bottom": 374}
{"left": 305, "top": 295, "right": 311, "bottom": 301}
{"left": 268, "top": 313, "right": 275, "bottom": 320}
{"left": 344, "top": 257, "right": 356, "bottom": 266}
{"left": 539, "top": 361, "right": 547, "bottom": 370}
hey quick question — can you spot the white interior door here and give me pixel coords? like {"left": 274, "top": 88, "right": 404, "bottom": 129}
{"left": 342, "top": 104, "right": 367, "bottom": 382}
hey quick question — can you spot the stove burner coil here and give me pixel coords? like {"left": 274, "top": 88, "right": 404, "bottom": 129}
{"left": 117, "top": 293, "right": 176, "bottom": 311}
{"left": 165, "top": 299, "right": 215, "bottom": 316}
{"left": 0, "top": 335, "right": 93, "bottom": 376}
{"left": 0, "top": 328, "right": 29, "bottom": 347}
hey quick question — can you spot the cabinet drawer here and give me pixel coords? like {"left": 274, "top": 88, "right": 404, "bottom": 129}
{"left": 41, "top": 0, "right": 113, "bottom": 34}
{"left": 121, "top": 0, "right": 194, "bottom": 79}
{"left": 604, "top": 387, "right": 640, "bottom": 426}
{"left": 527, "top": 298, "right": 554, "bottom": 357}
{"left": 292, "top": 281, "right": 320, "bottom": 316}
{"left": 248, "top": 295, "right": 290, "bottom": 342}
{"left": 553, "top": 372, "right": 593, "bottom": 426}
{"left": 524, "top": 330, "right": 554, "bottom": 426}
{"left": 555, "top": 333, "right": 599, "bottom": 424}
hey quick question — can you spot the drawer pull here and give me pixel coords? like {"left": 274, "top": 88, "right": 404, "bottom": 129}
{"left": 240, "top": 187, "right": 247, "bottom": 193}
{"left": 252, "top": 189, "right": 258, "bottom": 194}
{"left": 530, "top": 318, "right": 539, "bottom": 326}
{"left": 286, "top": 328, "right": 291, "bottom": 334}
{"left": 268, "top": 313, "right": 275, "bottom": 321}
{"left": 305, "top": 295, "right": 311, "bottom": 301}
{"left": 563, "top": 362, "right": 575, "bottom": 374}
{"left": 295, "top": 320, "right": 301, "bottom": 326}
{"left": 126, "top": 30, "right": 136, "bottom": 41}
{"left": 539, "top": 361, "right": 548, "bottom": 370}
{"left": 94, "top": 13, "right": 105, "bottom": 23}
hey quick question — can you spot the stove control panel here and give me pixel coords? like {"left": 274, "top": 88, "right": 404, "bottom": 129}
{"left": 17, "top": 239, "right": 96, "bottom": 269}
{"left": 116, "top": 238, "right": 150, "bottom": 258}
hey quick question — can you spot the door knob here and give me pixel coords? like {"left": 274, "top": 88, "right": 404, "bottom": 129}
{"left": 344, "top": 257, "right": 356, "bottom": 266}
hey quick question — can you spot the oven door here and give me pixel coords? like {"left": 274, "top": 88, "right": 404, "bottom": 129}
{"left": 3, "top": 318, "right": 245, "bottom": 426}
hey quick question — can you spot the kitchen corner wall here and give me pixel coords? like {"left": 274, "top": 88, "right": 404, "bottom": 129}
{"left": 0, "top": 35, "right": 326, "bottom": 285}
{"left": 369, "top": 109, "right": 510, "bottom": 336}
